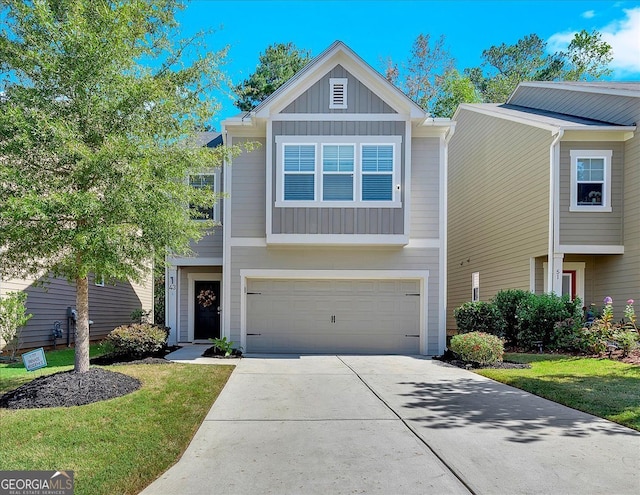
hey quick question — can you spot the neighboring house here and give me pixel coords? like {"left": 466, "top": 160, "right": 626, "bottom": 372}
{"left": 0, "top": 274, "right": 153, "bottom": 351}
{"left": 165, "top": 41, "right": 453, "bottom": 355}
{"left": 448, "top": 82, "right": 639, "bottom": 331}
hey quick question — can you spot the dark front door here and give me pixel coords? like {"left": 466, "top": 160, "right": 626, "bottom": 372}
{"left": 194, "top": 280, "right": 220, "bottom": 340}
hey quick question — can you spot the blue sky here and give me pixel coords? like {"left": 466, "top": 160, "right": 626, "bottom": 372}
{"left": 176, "top": 0, "right": 640, "bottom": 126}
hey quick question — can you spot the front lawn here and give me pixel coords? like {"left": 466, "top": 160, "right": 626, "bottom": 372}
{"left": 477, "top": 353, "right": 640, "bottom": 431}
{"left": 0, "top": 347, "right": 234, "bottom": 495}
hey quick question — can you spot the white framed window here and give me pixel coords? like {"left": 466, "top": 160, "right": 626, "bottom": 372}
{"left": 329, "top": 78, "right": 348, "bottom": 109}
{"left": 471, "top": 272, "right": 480, "bottom": 302}
{"left": 322, "top": 144, "right": 354, "bottom": 201}
{"left": 570, "top": 150, "right": 612, "bottom": 212}
{"left": 94, "top": 275, "right": 105, "bottom": 287}
{"left": 283, "top": 144, "right": 316, "bottom": 201}
{"left": 275, "top": 136, "right": 401, "bottom": 208}
{"left": 362, "top": 144, "right": 394, "bottom": 201}
{"left": 189, "top": 172, "right": 219, "bottom": 221}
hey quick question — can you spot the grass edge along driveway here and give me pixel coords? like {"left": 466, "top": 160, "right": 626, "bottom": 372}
{"left": 0, "top": 348, "right": 233, "bottom": 495}
{"left": 477, "top": 353, "right": 640, "bottom": 431}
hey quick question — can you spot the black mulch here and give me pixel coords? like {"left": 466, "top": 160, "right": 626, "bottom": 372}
{"left": 0, "top": 368, "right": 141, "bottom": 410}
{"left": 202, "top": 346, "right": 242, "bottom": 358}
{"left": 434, "top": 350, "right": 531, "bottom": 370}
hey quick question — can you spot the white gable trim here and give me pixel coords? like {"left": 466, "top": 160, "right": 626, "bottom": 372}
{"left": 253, "top": 41, "right": 426, "bottom": 119}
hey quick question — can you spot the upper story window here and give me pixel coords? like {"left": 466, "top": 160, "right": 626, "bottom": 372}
{"left": 570, "top": 150, "right": 612, "bottom": 212}
{"left": 276, "top": 136, "right": 401, "bottom": 208}
{"left": 329, "top": 78, "right": 348, "bottom": 109}
{"left": 189, "top": 173, "right": 218, "bottom": 221}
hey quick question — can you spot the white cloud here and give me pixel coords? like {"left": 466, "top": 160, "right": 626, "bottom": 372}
{"left": 582, "top": 10, "right": 596, "bottom": 19}
{"left": 547, "top": 7, "right": 640, "bottom": 77}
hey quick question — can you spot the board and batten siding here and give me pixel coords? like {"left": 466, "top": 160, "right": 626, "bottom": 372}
{"left": 228, "top": 246, "right": 441, "bottom": 354}
{"left": 558, "top": 141, "right": 624, "bottom": 246}
{"left": 271, "top": 121, "right": 405, "bottom": 235}
{"left": 230, "top": 138, "right": 266, "bottom": 238}
{"left": 447, "top": 109, "right": 551, "bottom": 330}
{"left": 510, "top": 86, "right": 638, "bottom": 125}
{"left": 0, "top": 274, "right": 152, "bottom": 350}
{"left": 410, "top": 137, "right": 440, "bottom": 238}
{"left": 281, "top": 65, "right": 396, "bottom": 114}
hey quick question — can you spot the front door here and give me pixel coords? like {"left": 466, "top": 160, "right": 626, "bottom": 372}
{"left": 562, "top": 270, "right": 577, "bottom": 300}
{"left": 194, "top": 280, "right": 220, "bottom": 340}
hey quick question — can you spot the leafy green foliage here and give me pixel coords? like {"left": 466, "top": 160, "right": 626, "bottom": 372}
{"left": 466, "top": 31, "right": 612, "bottom": 102}
{"left": 0, "top": 0, "right": 254, "bottom": 372}
{"left": 515, "top": 293, "right": 582, "bottom": 350}
{"left": 234, "top": 42, "right": 311, "bottom": 111}
{"left": 0, "top": 291, "right": 33, "bottom": 361}
{"left": 453, "top": 301, "right": 504, "bottom": 336}
{"left": 450, "top": 332, "right": 504, "bottom": 365}
{"left": 106, "top": 323, "right": 169, "bottom": 358}
{"left": 208, "top": 336, "right": 239, "bottom": 357}
{"left": 492, "top": 289, "right": 530, "bottom": 345}
{"left": 431, "top": 70, "right": 481, "bottom": 118}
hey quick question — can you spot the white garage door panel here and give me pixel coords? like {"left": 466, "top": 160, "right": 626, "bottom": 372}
{"left": 246, "top": 279, "right": 420, "bottom": 354}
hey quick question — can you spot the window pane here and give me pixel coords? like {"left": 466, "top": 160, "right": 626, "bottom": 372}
{"left": 323, "top": 145, "right": 354, "bottom": 172}
{"left": 323, "top": 174, "right": 353, "bottom": 201}
{"left": 362, "top": 145, "right": 393, "bottom": 172}
{"left": 577, "top": 183, "right": 602, "bottom": 205}
{"left": 189, "top": 174, "right": 215, "bottom": 220}
{"left": 284, "top": 145, "right": 315, "bottom": 172}
{"left": 284, "top": 174, "right": 314, "bottom": 200}
{"left": 362, "top": 174, "right": 392, "bottom": 201}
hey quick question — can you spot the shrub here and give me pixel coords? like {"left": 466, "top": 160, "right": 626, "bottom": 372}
{"left": 492, "top": 289, "right": 530, "bottom": 345}
{"left": 552, "top": 318, "right": 588, "bottom": 352}
{"left": 106, "top": 323, "right": 169, "bottom": 358}
{"left": 450, "top": 332, "right": 504, "bottom": 365}
{"left": 453, "top": 301, "right": 504, "bottom": 335}
{"left": 515, "top": 293, "right": 581, "bottom": 350}
{"left": 0, "top": 291, "right": 33, "bottom": 361}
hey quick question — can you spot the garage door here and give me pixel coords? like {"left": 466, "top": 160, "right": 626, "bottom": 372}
{"left": 246, "top": 279, "right": 420, "bottom": 354}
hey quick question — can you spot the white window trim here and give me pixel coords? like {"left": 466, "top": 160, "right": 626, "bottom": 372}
{"left": 282, "top": 143, "right": 317, "bottom": 202}
{"left": 275, "top": 135, "right": 402, "bottom": 208}
{"left": 471, "top": 272, "right": 480, "bottom": 302}
{"left": 329, "top": 78, "right": 348, "bottom": 109}
{"left": 94, "top": 275, "right": 105, "bottom": 287}
{"left": 569, "top": 150, "right": 612, "bottom": 212}
{"left": 189, "top": 170, "right": 221, "bottom": 222}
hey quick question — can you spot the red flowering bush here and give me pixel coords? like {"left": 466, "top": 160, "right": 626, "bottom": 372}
{"left": 450, "top": 332, "right": 504, "bottom": 365}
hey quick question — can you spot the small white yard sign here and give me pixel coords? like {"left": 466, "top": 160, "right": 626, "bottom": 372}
{"left": 22, "top": 347, "right": 47, "bottom": 372}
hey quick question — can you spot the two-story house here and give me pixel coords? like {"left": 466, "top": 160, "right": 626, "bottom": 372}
{"left": 448, "top": 82, "right": 639, "bottom": 330}
{"left": 165, "top": 41, "right": 453, "bottom": 355}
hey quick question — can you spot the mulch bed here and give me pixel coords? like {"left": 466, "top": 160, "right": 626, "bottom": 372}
{"left": 434, "top": 350, "right": 531, "bottom": 370}
{"left": 0, "top": 368, "right": 141, "bottom": 410}
{"left": 202, "top": 346, "right": 242, "bottom": 359}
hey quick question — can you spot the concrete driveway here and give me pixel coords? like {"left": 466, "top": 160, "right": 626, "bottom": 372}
{"left": 141, "top": 354, "right": 640, "bottom": 495}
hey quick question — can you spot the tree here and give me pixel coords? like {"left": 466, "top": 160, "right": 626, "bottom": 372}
{"left": 431, "top": 70, "right": 481, "bottom": 118}
{"left": 234, "top": 42, "right": 311, "bottom": 111}
{"left": 467, "top": 31, "right": 612, "bottom": 103}
{"left": 0, "top": 291, "right": 32, "bottom": 361}
{"left": 385, "top": 33, "right": 455, "bottom": 114}
{"left": 562, "top": 29, "right": 613, "bottom": 81}
{"left": 0, "top": 0, "right": 251, "bottom": 372}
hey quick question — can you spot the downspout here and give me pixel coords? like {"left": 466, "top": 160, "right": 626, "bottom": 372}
{"left": 440, "top": 122, "right": 456, "bottom": 354}
{"left": 547, "top": 129, "right": 564, "bottom": 294}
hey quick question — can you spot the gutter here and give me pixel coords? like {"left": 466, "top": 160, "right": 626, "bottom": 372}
{"left": 547, "top": 128, "right": 564, "bottom": 294}
{"left": 440, "top": 122, "right": 456, "bottom": 353}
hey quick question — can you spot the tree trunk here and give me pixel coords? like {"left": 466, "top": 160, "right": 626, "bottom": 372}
{"left": 74, "top": 275, "right": 90, "bottom": 373}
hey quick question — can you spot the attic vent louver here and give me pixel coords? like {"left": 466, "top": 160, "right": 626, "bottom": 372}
{"left": 329, "top": 78, "right": 348, "bottom": 109}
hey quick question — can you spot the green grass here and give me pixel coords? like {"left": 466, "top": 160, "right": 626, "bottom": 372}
{"left": 0, "top": 347, "right": 234, "bottom": 495}
{"left": 477, "top": 353, "right": 640, "bottom": 431}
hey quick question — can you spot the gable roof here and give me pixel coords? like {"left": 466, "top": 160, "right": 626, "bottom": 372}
{"left": 510, "top": 81, "right": 640, "bottom": 100}
{"left": 248, "top": 40, "right": 427, "bottom": 120}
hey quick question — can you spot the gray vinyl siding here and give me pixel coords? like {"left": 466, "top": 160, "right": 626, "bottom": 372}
{"left": 230, "top": 138, "right": 266, "bottom": 238}
{"left": 271, "top": 121, "right": 405, "bottom": 235}
{"left": 281, "top": 65, "right": 396, "bottom": 114}
{"left": 447, "top": 109, "right": 551, "bottom": 330}
{"left": 0, "top": 274, "right": 152, "bottom": 351}
{"left": 558, "top": 141, "right": 624, "bottom": 245}
{"left": 411, "top": 137, "right": 440, "bottom": 238}
{"left": 509, "top": 86, "right": 637, "bottom": 125}
{"left": 228, "top": 246, "right": 441, "bottom": 354}
{"left": 188, "top": 227, "right": 224, "bottom": 258}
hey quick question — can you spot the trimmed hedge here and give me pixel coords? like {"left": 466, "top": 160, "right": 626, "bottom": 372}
{"left": 453, "top": 301, "right": 503, "bottom": 335}
{"left": 450, "top": 332, "right": 504, "bottom": 365}
{"left": 106, "top": 323, "right": 169, "bottom": 358}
